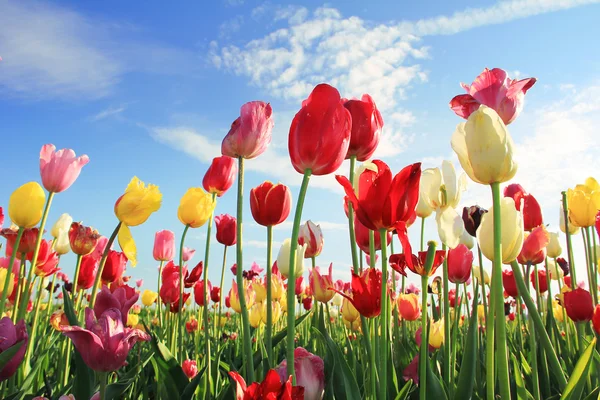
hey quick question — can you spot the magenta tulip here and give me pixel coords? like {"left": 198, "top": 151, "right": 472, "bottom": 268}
{"left": 0, "top": 317, "right": 28, "bottom": 381}
{"left": 221, "top": 101, "right": 274, "bottom": 159}
{"left": 153, "top": 230, "right": 175, "bottom": 262}
{"left": 94, "top": 285, "right": 139, "bottom": 324}
{"left": 39, "top": 144, "right": 89, "bottom": 193}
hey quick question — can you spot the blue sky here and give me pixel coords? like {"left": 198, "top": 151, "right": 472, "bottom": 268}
{"left": 2, "top": 0, "right": 600, "bottom": 295}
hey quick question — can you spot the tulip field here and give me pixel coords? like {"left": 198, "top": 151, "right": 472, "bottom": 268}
{"left": 2, "top": 68, "right": 600, "bottom": 400}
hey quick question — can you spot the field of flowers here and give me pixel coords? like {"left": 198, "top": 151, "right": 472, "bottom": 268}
{"left": 1, "top": 68, "right": 599, "bottom": 399}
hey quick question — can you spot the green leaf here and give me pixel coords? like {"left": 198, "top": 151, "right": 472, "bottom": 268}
{"left": 454, "top": 285, "right": 479, "bottom": 399}
{"left": 394, "top": 380, "right": 413, "bottom": 400}
{"left": 104, "top": 351, "right": 155, "bottom": 400}
{"left": 561, "top": 338, "right": 597, "bottom": 400}
{"left": 512, "top": 354, "right": 535, "bottom": 400}
{"left": 426, "top": 358, "right": 447, "bottom": 400}
{"left": 181, "top": 365, "right": 207, "bottom": 400}
{"left": 582, "top": 387, "right": 599, "bottom": 400}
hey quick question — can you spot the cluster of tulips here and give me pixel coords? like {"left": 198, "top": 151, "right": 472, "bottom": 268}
{"left": 1, "top": 67, "right": 600, "bottom": 400}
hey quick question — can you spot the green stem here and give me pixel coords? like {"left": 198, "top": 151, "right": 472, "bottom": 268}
{"left": 0, "top": 227, "right": 23, "bottom": 317}
{"left": 12, "top": 255, "right": 26, "bottom": 323}
{"left": 266, "top": 225, "right": 274, "bottom": 367}
{"left": 157, "top": 260, "right": 164, "bottom": 326}
{"left": 178, "top": 224, "right": 190, "bottom": 360}
{"left": 370, "top": 319, "right": 377, "bottom": 400}
{"left": 235, "top": 157, "right": 255, "bottom": 383}
{"left": 420, "top": 217, "right": 425, "bottom": 252}
{"left": 44, "top": 271, "right": 58, "bottom": 323}
{"left": 286, "top": 169, "right": 311, "bottom": 383}
{"left": 99, "top": 371, "right": 108, "bottom": 400}
{"left": 561, "top": 192, "right": 577, "bottom": 287}
{"left": 72, "top": 254, "right": 83, "bottom": 301}
{"left": 90, "top": 222, "right": 122, "bottom": 307}
{"left": 379, "top": 229, "right": 389, "bottom": 399}
{"left": 216, "top": 246, "right": 228, "bottom": 344}
{"left": 22, "top": 277, "right": 44, "bottom": 375}
{"left": 202, "top": 194, "right": 216, "bottom": 399}
{"left": 450, "top": 282, "right": 460, "bottom": 386}
{"left": 583, "top": 228, "right": 598, "bottom": 305}
{"left": 419, "top": 274, "right": 428, "bottom": 400}
{"left": 441, "top": 243, "right": 450, "bottom": 388}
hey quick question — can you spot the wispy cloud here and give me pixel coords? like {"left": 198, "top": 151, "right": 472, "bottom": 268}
{"left": 91, "top": 105, "right": 127, "bottom": 121}
{"left": 219, "top": 15, "right": 244, "bottom": 38}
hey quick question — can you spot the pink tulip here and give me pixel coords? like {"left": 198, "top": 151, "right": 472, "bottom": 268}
{"left": 39, "top": 144, "right": 89, "bottom": 193}
{"left": 94, "top": 285, "right": 138, "bottom": 324}
{"left": 449, "top": 68, "right": 536, "bottom": 125}
{"left": 0, "top": 317, "right": 28, "bottom": 382}
{"left": 221, "top": 101, "right": 274, "bottom": 159}
{"left": 0, "top": 207, "right": 4, "bottom": 229}
{"left": 136, "top": 279, "right": 143, "bottom": 288}
{"left": 295, "top": 276, "right": 305, "bottom": 296}
{"left": 182, "top": 359, "right": 198, "bottom": 379}
{"left": 276, "top": 347, "right": 324, "bottom": 400}
{"left": 153, "top": 230, "right": 175, "bottom": 262}
{"left": 61, "top": 308, "right": 150, "bottom": 372}
{"left": 182, "top": 247, "right": 195, "bottom": 262}
{"left": 91, "top": 236, "right": 109, "bottom": 260}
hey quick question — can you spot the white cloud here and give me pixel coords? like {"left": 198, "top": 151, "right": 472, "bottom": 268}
{"left": 91, "top": 105, "right": 126, "bottom": 121}
{"left": 219, "top": 15, "right": 244, "bottom": 38}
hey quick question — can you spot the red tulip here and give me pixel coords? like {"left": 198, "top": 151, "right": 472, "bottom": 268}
{"left": 502, "top": 270, "right": 519, "bottom": 298}
{"left": 194, "top": 280, "right": 212, "bottom": 307}
{"left": 203, "top": 156, "right": 237, "bottom": 197}
{"left": 0, "top": 317, "right": 28, "bottom": 381}
{"left": 335, "top": 268, "right": 382, "bottom": 318}
{"left": 503, "top": 184, "right": 543, "bottom": 231}
{"left": 508, "top": 313, "right": 515, "bottom": 321}
{"left": 77, "top": 255, "right": 98, "bottom": 290}
{"left": 211, "top": 286, "right": 221, "bottom": 303}
{"left": 0, "top": 207, "right": 3, "bottom": 230}
{"left": 221, "top": 101, "right": 274, "bottom": 160}
{"left": 1, "top": 227, "right": 39, "bottom": 258}
{"left": 94, "top": 284, "right": 138, "bottom": 324}
{"left": 289, "top": 84, "right": 351, "bottom": 176}
{"left": 389, "top": 251, "right": 446, "bottom": 277}
{"left": 185, "top": 261, "right": 203, "bottom": 288}
{"left": 343, "top": 94, "right": 383, "bottom": 161}
{"left": 153, "top": 230, "right": 175, "bottom": 262}
{"left": 250, "top": 182, "right": 292, "bottom": 227}
{"left": 182, "top": 359, "right": 198, "bottom": 379}
{"left": 101, "top": 250, "right": 127, "bottom": 283}
{"left": 39, "top": 144, "right": 89, "bottom": 193}
{"left": 592, "top": 305, "right": 600, "bottom": 336}
{"left": 295, "top": 276, "right": 305, "bottom": 296}
{"left": 564, "top": 288, "right": 594, "bottom": 322}
{"left": 302, "top": 296, "right": 313, "bottom": 311}
{"left": 397, "top": 293, "right": 420, "bottom": 321}
{"left": 215, "top": 214, "right": 237, "bottom": 247}
{"left": 185, "top": 319, "right": 198, "bottom": 333}
{"left": 449, "top": 68, "right": 536, "bottom": 125}
{"left": 27, "top": 239, "right": 59, "bottom": 277}
{"left": 354, "top": 217, "right": 391, "bottom": 254}
{"left": 229, "top": 369, "right": 304, "bottom": 400}
{"left": 68, "top": 222, "right": 100, "bottom": 256}
{"left": 159, "top": 261, "right": 182, "bottom": 305}
{"left": 298, "top": 220, "right": 324, "bottom": 258}
{"left": 275, "top": 347, "right": 324, "bottom": 400}
{"left": 447, "top": 244, "right": 473, "bottom": 284}
{"left": 449, "top": 288, "right": 461, "bottom": 308}
{"left": 517, "top": 226, "right": 549, "bottom": 265}
{"left": 530, "top": 269, "right": 548, "bottom": 293}
{"left": 337, "top": 160, "right": 420, "bottom": 268}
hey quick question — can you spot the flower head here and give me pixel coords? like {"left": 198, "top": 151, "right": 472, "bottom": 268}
{"left": 39, "top": 144, "right": 89, "bottom": 193}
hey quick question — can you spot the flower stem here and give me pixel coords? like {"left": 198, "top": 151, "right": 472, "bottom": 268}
{"left": 178, "top": 224, "right": 190, "bottom": 360}
{"left": 0, "top": 227, "right": 23, "bottom": 317}
{"left": 90, "top": 222, "right": 122, "bottom": 307}
{"left": 420, "top": 217, "right": 425, "bottom": 252}
{"left": 216, "top": 246, "right": 228, "bottom": 342}
{"left": 265, "top": 225, "right": 274, "bottom": 367}
{"left": 561, "top": 191, "right": 578, "bottom": 287}
{"left": 99, "top": 371, "right": 108, "bottom": 400}
{"left": 419, "top": 274, "right": 428, "bottom": 400}
{"left": 157, "top": 260, "right": 164, "bottom": 325}
{"left": 22, "top": 277, "right": 44, "bottom": 375}
{"left": 379, "top": 229, "right": 389, "bottom": 398}
{"left": 235, "top": 157, "right": 255, "bottom": 383}
{"left": 441, "top": 243, "right": 450, "bottom": 388}
{"left": 286, "top": 169, "right": 312, "bottom": 383}
{"left": 72, "top": 254, "right": 83, "bottom": 301}
{"left": 202, "top": 194, "right": 216, "bottom": 399}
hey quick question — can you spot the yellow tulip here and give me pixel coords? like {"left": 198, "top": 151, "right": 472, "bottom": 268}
{"left": 261, "top": 301, "right": 282, "bottom": 324}
{"left": 560, "top": 203, "right": 580, "bottom": 235}
{"left": 230, "top": 280, "right": 255, "bottom": 314}
{"left": 546, "top": 231, "right": 562, "bottom": 258}
{"left": 574, "top": 177, "right": 600, "bottom": 193}
{"left": 218, "top": 316, "right": 228, "bottom": 327}
{"left": 127, "top": 313, "right": 139, "bottom": 327}
{"left": 249, "top": 302, "right": 263, "bottom": 328}
{"left": 552, "top": 300, "right": 564, "bottom": 323}
{"left": 429, "top": 319, "right": 444, "bottom": 349}
{"left": 472, "top": 266, "right": 490, "bottom": 285}
{"left": 546, "top": 259, "right": 564, "bottom": 281}
{"left": 279, "top": 295, "right": 287, "bottom": 313}
{"left": 114, "top": 177, "right": 162, "bottom": 226}
{"left": 9, "top": 182, "right": 46, "bottom": 228}
{"left": 477, "top": 197, "right": 524, "bottom": 264}
{"left": 451, "top": 105, "right": 517, "bottom": 185}
{"left": 117, "top": 224, "right": 137, "bottom": 266}
{"left": 341, "top": 298, "right": 359, "bottom": 322}
{"left": 343, "top": 317, "right": 361, "bottom": 332}
{"left": 142, "top": 289, "right": 158, "bottom": 306}
{"left": 567, "top": 188, "right": 600, "bottom": 228}
{"left": 177, "top": 188, "right": 215, "bottom": 228}
{"left": 0, "top": 269, "right": 15, "bottom": 298}
{"left": 270, "top": 274, "right": 284, "bottom": 300}
{"left": 252, "top": 280, "right": 267, "bottom": 303}
{"left": 477, "top": 304, "right": 486, "bottom": 324}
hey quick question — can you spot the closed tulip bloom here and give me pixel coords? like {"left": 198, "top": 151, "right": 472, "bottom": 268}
{"left": 389, "top": 251, "right": 446, "bottom": 277}
{"left": 276, "top": 238, "right": 307, "bottom": 279}
{"left": 68, "top": 222, "right": 100, "bottom": 256}
{"left": 39, "top": 144, "right": 89, "bottom": 193}
{"left": 101, "top": 250, "right": 128, "bottom": 283}
{"left": 592, "top": 305, "right": 600, "bottom": 336}
{"left": 50, "top": 213, "right": 73, "bottom": 238}
{"left": 193, "top": 280, "right": 212, "bottom": 307}
{"left": 182, "top": 247, "right": 195, "bottom": 262}
{"left": 153, "top": 230, "right": 175, "bottom": 262}
{"left": 28, "top": 240, "right": 59, "bottom": 277}
{"left": 397, "top": 293, "right": 420, "bottom": 321}
{"left": 517, "top": 225, "right": 549, "bottom": 265}
{"left": 449, "top": 68, "right": 536, "bottom": 125}
{"left": 186, "top": 318, "right": 198, "bottom": 333}
{"left": 451, "top": 106, "right": 517, "bottom": 185}
{"left": 567, "top": 188, "right": 600, "bottom": 228}
{"left": 546, "top": 231, "right": 562, "bottom": 258}
{"left": 126, "top": 314, "right": 139, "bottom": 327}
{"left": 563, "top": 288, "right": 594, "bottom": 322}
{"left": 289, "top": 84, "right": 352, "bottom": 175}
{"left": 249, "top": 303, "right": 262, "bottom": 328}
{"left": 222, "top": 101, "right": 274, "bottom": 159}
{"left": 211, "top": 286, "right": 220, "bottom": 303}
{"left": 429, "top": 320, "right": 445, "bottom": 349}
{"left": 502, "top": 270, "right": 519, "bottom": 298}
{"left": 416, "top": 194, "right": 433, "bottom": 218}
{"left": 477, "top": 197, "right": 524, "bottom": 264}
{"left": 449, "top": 289, "right": 461, "bottom": 308}
{"left": 344, "top": 94, "right": 383, "bottom": 161}
{"left": 530, "top": 269, "right": 548, "bottom": 293}
{"left": 447, "top": 244, "right": 473, "bottom": 284}
{"left": 335, "top": 268, "right": 382, "bottom": 318}
{"left": 160, "top": 261, "right": 181, "bottom": 305}
{"left": 202, "top": 156, "right": 237, "bottom": 197}
{"left": 252, "top": 280, "right": 267, "bottom": 303}
{"left": 1, "top": 227, "right": 38, "bottom": 257}
{"left": 276, "top": 347, "right": 325, "bottom": 400}
{"left": 54, "top": 231, "right": 71, "bottom": 256}
{"left": 560, "top": 203, "right": 580, "bottom": 235}
{"left": 214, "top": 214, "right": 237, "bottom": 246}
{"left": 61, "top": 308, "right": 150, "bottom": 372}
{"left": 552, "top": 301, "right": 564, "bottom": 323}
{"left": 0, "top": 259, "right": 16, "bottom": 299}
{"left": 229, "top": 369, "right": 305, "bottom": 399}
{"left": 250, "top": 181, "right": 292, "bottom": 227}
{"left": 503, "top": 184, "right": 543, "bottom": 231}
{"left": 341, "top": 297, "right": 360, "bottom": 322}
{"left": 114, "top": 177, "right": 162, "bottom": 226}
{"left": 229, "top": 280, "right": 255, "bottom": 314}
{"left": 309, "top": 264, "right": 335, "bottom": 303}
{"left": 77, "top": 255, "right": 98, "bottom": 290}
{"left": 298, "top": 220, "right": 324, "bottom": 258}
{"left": 261, "top": 301, "right": 282, "bottom": 324}
{"left": 9, "top": 182, "right": 46, "bottom": 228}
{"left": 0, "top": 318, "right": 28, "bottom": 381}
{"left": 182, "top": 360, "right": 198, "bottom": 379}
{"left": 141, "top": 290, "right": 158, "bottom": 306}
{"left": 178, "top": 188, "right": 216, "bottom": 228}
{"left": 354, "top": 217, "right": 391, "bottom": 254}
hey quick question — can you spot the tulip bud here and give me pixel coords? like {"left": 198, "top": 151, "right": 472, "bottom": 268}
{"left": 202, "top": 156, "right": 237, "bottom": 197}
{"left": 178, "top": 188, "right": 215, "bottom": 229}
{"left": 153, "top": 230, "right": 175, "bottom": 262}
{"left": 260, "top": 301, "right": 282, "bottom": 324}
{"left": 477, "top": 197, "right": 524, "bottom": 264}
{"left": 397, "top": 293, "right": 420, "bottom": 321}
{"left": 221, "top": 101, "right": 273, "bottom": 160}
{"left": 517, "top": 225, "right": 549, "bottom": 265}
{"left": 53, "top": 231, "right": 71, "bottom": 255}
{"left": 564, "top": 288, "right": 594, "bottom": 322}
{"left": 39, "top": 144, "right": 89, "bottom": 193}
{"left": 141, "top": 290, "right": 158, "bottom": 306}
{"left": 51, "top": 213, "right": 73, "bottom": 238}
{"left": 182, "top": 359, "right": 198, "bottom": 379}
{"left": 276, "top": 239, "right": 306, "bottom": 279}
{"left": 250, "top": 182, "right": 292, "bottom": 227}
{"left": 215, "top": 214, "right": 237, "bottom": 247}
{"left": 298, "top": 220, "right": 324, "bottom": 259}
{"left": 428, "top": 320, "right": 444, "bottom": 349}
{"left": 309, "top": 264, "right": 335, "bottom": 304}
{"left": 8, "top": 182, "right": 46, "bottom": 229}
{"left": 249, "top": 303, "right": 262, "bottom": 328}
{"left": 530, "top": 268, "right": 548, "bottom": 293}
{"left": 344, "top": 94, "right": 383, "bottom": 161}
{"left": 447, "top": 244, "right": 473, "bottom": 284}
{"left": 69, "top": 222, "right": 100, "bottom": 256}
{"left": 341, "top": 297, "right": 359, "bottom": 322}
{"left": 592, "top": 305, "right": 600, "bottom": 336}
{"left": 546, "top": 231, "right": 562, "bottom": 258}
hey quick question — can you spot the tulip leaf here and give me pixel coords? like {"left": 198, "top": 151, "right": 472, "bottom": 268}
{"left": 105, "top": 350, "right": 155, "bottom": 400}
{"left": 560, "top": 338, "right": 597, "bottom": 400}
{"left": 511, "top": 354, "right": 535, "bottom": 400}
{"left": 582, "top": 387, "right": 599, "bottom": 400}
{"left": 0, "top": 340, "right": 24, "bottom": 372}
{"left": 426, "top": 358, "right": 447, "bottom": 400}
{"left": 394, "top": 380, "right": 413, "bottom": 400}
{"left": 454, "top": 285, "right": 479, "bottom": 399}
{"left": 181, "top": 365, "right": 207, "bottom": 400}
{"left": 144, "top": 322, "right": 189, "bottom": 395}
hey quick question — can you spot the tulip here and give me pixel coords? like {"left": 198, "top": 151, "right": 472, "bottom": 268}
{"left": 276, "top": 347, "right": 325, "bottom": 400}
{"left": 249, "top": 303, "right": 262, "bottom": 328}
{"left": 341, "top": 297, "right": 360, "bottom": 322}
{"left": 1, "top": 227, "right": 38, "bottom": 257}
{"left": 462, "top": 205, "right": 487, "bottom": 237}
{"left": 194, "top": 280, "right": 212, "bottom": 307}
{"left": 502, "top": 270, "right": 519, "bottom": 298}
{"left": 61, "top": 308, "right": 149, "bottom": 371}
{"left": 309, "top": 264, "right": 335, "bottom": 303}
{"left": 276, "top": 239, "right": 307, "bottom": 279}
{"left": 298, "top": 220, "right": 324, "bottom": 259}
{"left": 153, "top": 230, "right": 175, "bottom": 262}
{"left": 229, "top": 280, "right": 255, "bottom": 314}
{"left": 397, "top": 293, "right": 420, "bottom": 321}
{"left": 160, "top": 261, "right": 183, "bottom": 305}
{"left": 178, "top": 187, "right": 216, "bottom": 229}
{"left": 563, "top": 288, "right": 594, "bottom": 322}
{"left": 335, "top": 268, "right": 381, "bottom": 318}
{"left": 354, "top": 217, "right": 391, "bottom": 253}
{"left": 54, "top": 231, "right": 71, "bottom": 255}
{"left": 101, "top": 250, "right": 127, "bottom": 283}
{"left": 126, "top": 313, "right": 139, "bottom": 327}
{"left": 560, "top": 203, "right": 580, "bottom": 235}
{"left": 250, "top": 181, "right": 292, "bottom": 227}
{"left": 68, "top": 222, "right": 100, "bottom": 256}
{"left": 428, "top": 320, "right": 445, "bottom": 349}
{"left": 448, "top": 289, "right": 461, "bottom": 308}
{"left": 252, "top": 280, "right": 267, "bottom": 303}
{"left": 141, "top": 290, "right": 158, "bottom": 306}
{"left": 229, "top": 369, "right": 305, "bottom": 399}
{"left": 592, "top": 305, "right": 600, "bottom": 336}
{"left": 182, "top": 359, "right": 198, "bottom": 379}
{"left": 94, "top": 284, "right": 138, "bottom": 324}
{"left": 0, "top": 260, "right": 16, "bottom": 299}
{"left": 343, "top": 317, "right": 361, "bottom": 331}
{"left": 8, "top": 182, "right": 46, "bottom": 228}
{"left": 215, "top": 214, "right": 237, "bottom": 246}
{"left": 202, "top": 156, "right": 237, "bottom": 197}
{"left": 389, "top": 251, "right": 446, "bottom": 277}
{"left": 503, "top": 184, "right": 543, "bottom": 231}
{"left": 289, "top": 83, "right": 351, "bottom": 175}
{"left": 477, "top": 197, "right": 524, "bottom": 264}
{"left": 0, "top": 317, "right": 28, "bottom": 381}
{"left": 530, "top": 269, "right": 548, "bottom": 293}
{"left": 546, "top": 231, "right": 562, "bottom": 258}
{"left": 420, "top": 161, "right": 467, "bottom": 211}
{"left": 451, "top": 106, "right": 517, "bottom": 185}
{"left": 546, "top": 259, "right": 563, "bottom": 281}
{"left": 185, "top": 318, "right": 198, "bottom": 333}
{"left": 51, "top": 213, "right": 73, "bottom": 238}
{"left": 552, "top": 301, "right": 564, "bottom": 323}
{"left": 567, "top": 187, "right": 600, "bottom": 228}
{"left": 222, "top": 101, "right": 274, "bottom": 159}
{"left": 77, "top": 255, "right": 98, "bottom": 290}
{"left": 261, "top": 301, "right": 282, "bottom": 324}
{"left": 114, "top": 177, "right": 162, "bottom": 227}
{"left": 28, "top": 240, "right": 59, "bottom": 277}
{"left": 50, "top": 310, "right": 70, "bottom": 331}
{"left": 182, "top": 247, "right": 195, "bottom": 262}
{"left": 517, "top": 225, "right": 549, "bottom": 265}
{"left": 449, "top": 67, "right": 536, "bottom": 125}
{"left": 0, "top": 207, "right": 3, "bottom": 230}
{"left": 344, "top": 94, "right": 383, "bottom": 161}
{"left": 211, "top": 286, "right": 221, "bottom": 303}
{"left": 39, "top": 144, "right": 89, "bottom": 193}
{"left": 416, "top": 195, "right": 433, "bottom": 219}
{"left": 447, "top": 244, "right": 473, "bottom": 284}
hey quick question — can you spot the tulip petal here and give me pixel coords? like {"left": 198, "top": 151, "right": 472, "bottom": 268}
{"left": 449, "top": 94, "right": 481, "bottom": 120}
{"left": 117, "top": 224, "right": 137, "bottom": 267}
{"left": 436, "top": 207, "right": 464, "bottom": 249}
{"left": 93, "top": 286, "right": 121, "bottom": 320}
